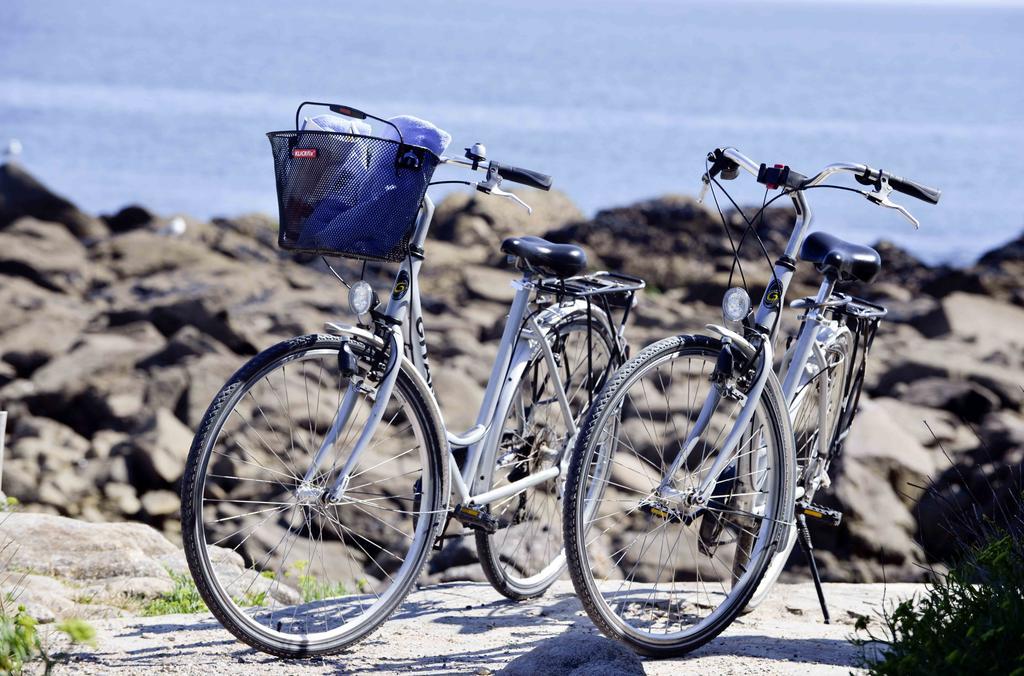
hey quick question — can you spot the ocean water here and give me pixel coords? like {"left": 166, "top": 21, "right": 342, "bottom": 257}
{"left": 1, "top": 0, "right": 1022, "bottom": 264}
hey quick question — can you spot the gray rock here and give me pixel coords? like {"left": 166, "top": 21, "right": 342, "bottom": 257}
{"left": 842, "top": 398, "right": 940, "bottom": 505}
{"left": 89, "top": 228, "right": 227, "bottom": 279}
{"left": 140, "top": 490, "right": 180, "bottom": 518}
{"left": 0, "top": 512, "right": 178, "bottom": 580}
{"left": 463, "top": 265, "right": 518, "bottom": 304}
{"left": 104, "top": 482, "right": 142, "bottom": 516}
{"left": 940, "top": 292, "right": 1024, "bottom": 351}
{"left": 128, "top": 408, "right": 194, "bottom": 487}
{"left": 29, "top": 330, "right": 158, "bottom": 399}
{"left": 102, "top": 204, "right": 154, "bottom": 233}
{"left": 815, "top": 454, "right": 925, "bottom": 580}
{"left": 433, "top": 188, "right": 583, "bottom": 250}
{"left": 0, "top": 217, "right": 108, "bottom": 296}
{"left": 431, "top": 369, "right": 485, "bottom": 432}
{"left": 0, "top": 162, "right": 108, "bottom": 239}
{"left": 177, "top": 353, "right": 239, "bottom": 428}
{"left": 900, "top": 377, "right": 1001, "bottom": 423}
{"left": 497, "top": 633, "right": 645, "bottom": 676}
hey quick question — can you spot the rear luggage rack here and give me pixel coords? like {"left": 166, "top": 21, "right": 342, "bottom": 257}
{"left": 535, "top": 271, "right": 646, "bottom": 306}
{"left": 534, "top": 270, "right": 646, "bottom": 378}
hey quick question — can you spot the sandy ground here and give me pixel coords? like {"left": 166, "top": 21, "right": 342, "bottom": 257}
{"left": 55, "top": 581, "right": 921, "bottom": 675}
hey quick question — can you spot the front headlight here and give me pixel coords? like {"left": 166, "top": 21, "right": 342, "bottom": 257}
{"left": 722, "top": 287, "right": 751, "bottom": 324}
{"left": 348, "top": 281, "right": 377, "bottom": 317}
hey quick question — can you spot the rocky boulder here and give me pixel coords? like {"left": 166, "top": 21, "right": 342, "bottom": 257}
{"left": 0, "top": 161, "right": 107, "bottom": 239}
{"left": 497, "top": 633, "right": 645, "bottom": 676}
{"left": 0, "top": 513, "right": 290, "bottom": 623}
{"left": 432, "top": 188, "right": 583, "bottom": 253}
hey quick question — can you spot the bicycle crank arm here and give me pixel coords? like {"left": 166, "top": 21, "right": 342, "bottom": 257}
{"left": 326, "top": 329, "right": 403, "bottom": 503}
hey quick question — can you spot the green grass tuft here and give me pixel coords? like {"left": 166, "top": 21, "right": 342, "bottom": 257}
{"left": 142, "top": 572, "right": 207, "bottom": 616}
{"left": 297, "top": 575, "right": 348, "bottom": 603}
{"left": 236, "top": 590, "right": 267, "bottom": 608}
{"left": 282, "top": 560, "right": 368, "bottom": 603}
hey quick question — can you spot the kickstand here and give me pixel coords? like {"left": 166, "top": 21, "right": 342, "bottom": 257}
{"left": 796, "top": 513, "right": 830, "bottom": 624}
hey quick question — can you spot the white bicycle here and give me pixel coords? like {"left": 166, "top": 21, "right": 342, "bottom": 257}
{"left": 180, "top": 103, "right": 643, "bottom": 657}
{"left": 563, "top": 147, "right": 940, "bottom": 656}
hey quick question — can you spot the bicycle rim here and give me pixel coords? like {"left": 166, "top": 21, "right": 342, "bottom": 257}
{"left": 182, "top": 335, "right": 445, "bottom": 656}
{"left": 477, "top": 314, "right": 616, "bottom": 599}
{"left": 566, "top": 337, "right": 791, "bottom": 655}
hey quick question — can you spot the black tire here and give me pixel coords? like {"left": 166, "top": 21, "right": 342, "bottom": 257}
{"left": 476, "top": 311, "right": 619, "bottom": 600}
{"left": 181, "top": 334, "right": 448, "bottom": 657}
{"left": 563, "top": 334, "right": 795, "bottom": 657}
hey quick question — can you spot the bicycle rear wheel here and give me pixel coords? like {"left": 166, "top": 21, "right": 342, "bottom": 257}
{"left": 181, "top": 334, "right": 447, "bottom": 657}
{"left": 743, "top": 325, "right": 852, "bottom": 611}
{"left": 476, "top": 311, "right": 618, "bottom": 599}
{"left": 564, "top": 335, "right": 794, "bottom": 657}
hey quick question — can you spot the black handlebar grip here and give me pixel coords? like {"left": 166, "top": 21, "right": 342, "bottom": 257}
{"left": 497, "top": 164, "right": 553, "bottom": 191}
{"left": 889, "top": 174, "right": 941, "bottom": 205}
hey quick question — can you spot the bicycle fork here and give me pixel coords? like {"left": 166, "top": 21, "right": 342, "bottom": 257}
{"left": 294, "top": 327, "right": 405, "bottom": 504}
{"left": 654, "top": 336, "right": 774, "bottom": 517}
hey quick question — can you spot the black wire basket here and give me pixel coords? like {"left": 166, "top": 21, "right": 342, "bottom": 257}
{"left": 267, "top": 105, "right": 440, "bottom": 262}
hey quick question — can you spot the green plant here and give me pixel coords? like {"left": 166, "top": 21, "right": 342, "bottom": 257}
{"left": 856, "top": 533, "right": 1024, "bottom": 675}
{"left": 142, "top": 571, "right": 207, "bottom": 616}
{"left": 55, "top": 619, "right": 96, "bottom": 647}
{"left": 0, "top": 604, "right": 49, "bottom": 675}
{"left": 297, "top": 575, "right": 349, "bottom": 604}
{"left": 0, "top": 605, "right": 95, "bottom": 675}
{"left": 236, "top": 590, "right": 267, "bottom": 608}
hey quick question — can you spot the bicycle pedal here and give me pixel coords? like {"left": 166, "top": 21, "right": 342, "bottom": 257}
{"left": 800, "top": 503, "right": 842, "bottom": 527}
{"left": 452, "top": 504, "right": 498, "bottom": 534}
{"left": 638, "top": 500, "right": 683, "bottom": 524}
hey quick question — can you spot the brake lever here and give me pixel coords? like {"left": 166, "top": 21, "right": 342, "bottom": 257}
{"left": 863, "top": 174, "right": 920, "bottom": 229}
{"left": 490, "top": 185, "right": 533, "bottom": 214}
{"left": 477, "top": 162, "right": 533, "bottom": 214}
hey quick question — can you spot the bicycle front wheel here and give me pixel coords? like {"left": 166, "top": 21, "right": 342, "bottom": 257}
{"left": 181, "top": 334, "right": 447, "bottom": 657}
{"left": 563, "top": 334, "right": 794, "bottom": 657}
{"left": 476, "top": 311, "right": 618, "bottom": 600}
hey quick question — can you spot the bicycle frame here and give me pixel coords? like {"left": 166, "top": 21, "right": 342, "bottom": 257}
{"left": 664, "top": 150, "right": 846, "bottom": 506}
{"left": 304, "top": 195, "right": 610, "bottom": 510}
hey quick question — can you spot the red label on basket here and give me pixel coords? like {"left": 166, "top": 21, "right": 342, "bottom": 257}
{"left": 292, "top": 148, "right": 318, "bottom": 159}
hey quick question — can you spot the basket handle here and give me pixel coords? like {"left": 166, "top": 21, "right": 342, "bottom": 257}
{"left": 294, "top": 101, "right": 404, "bottom": 144}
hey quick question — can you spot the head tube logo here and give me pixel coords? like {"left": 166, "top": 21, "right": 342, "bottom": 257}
{"left": 292, "top": 148, "right": 317, "bottom": 159}
{"left": 764, "top": 280, "right": 782, "bottom": 309}
{"left": 392, "top": 270, "right": 410, "bottom": 300}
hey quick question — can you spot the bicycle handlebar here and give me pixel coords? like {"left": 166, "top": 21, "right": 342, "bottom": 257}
{"left": 715, "top": 147, "right": 941, "bottom": 204}
{"left": 441, "top": 155, "right": 553, "bottom": 191}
